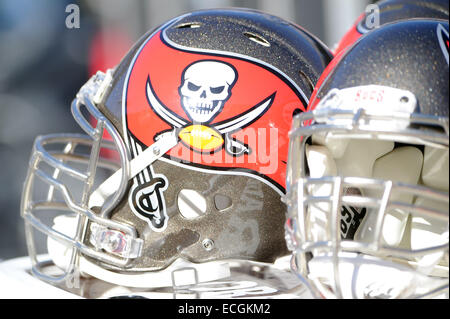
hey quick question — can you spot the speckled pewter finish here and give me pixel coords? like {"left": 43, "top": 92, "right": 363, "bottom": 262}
{"left": 86, "top": 159, "right": 289, "bottom": 271}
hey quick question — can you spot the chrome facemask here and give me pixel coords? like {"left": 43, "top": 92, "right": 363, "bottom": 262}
{"left": 21, "top": 71, "right": 178, "bottom": 284}
{"left": 285, "top": 85, "right": 449, "bottom": 299}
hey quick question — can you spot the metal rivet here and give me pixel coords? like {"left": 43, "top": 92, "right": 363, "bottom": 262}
{"left": 153, "top": 146, "right": 160, "bottom": 156}
{"left": 202, "top": 238, "right": 214, "bottom": 251}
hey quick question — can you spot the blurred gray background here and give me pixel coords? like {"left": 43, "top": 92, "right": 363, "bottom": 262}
{"left": 0, "top": 0, "right": 371, "bottom": 261}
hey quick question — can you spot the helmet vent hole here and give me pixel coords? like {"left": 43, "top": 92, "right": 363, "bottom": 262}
{"left": 400, "top": 96, "right": 409, "bottom": 103}
{"left": 175, "top": 22, "right": 202, "bottom": 29}
{"left": 243, "top": 32, "right": 270, "bottom": 47}
{"left": 214, "top": 194, "right": 232, "bottom": 211}
{"left": 177, "top": 189, "right": 207, "bottom": 219}
{"left": 298, "top": 70, "right": 314, "bottom": 93}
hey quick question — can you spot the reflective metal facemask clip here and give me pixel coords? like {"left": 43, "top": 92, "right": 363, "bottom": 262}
{"left": 89, "top": 223, "right": 143, "bottom": 259}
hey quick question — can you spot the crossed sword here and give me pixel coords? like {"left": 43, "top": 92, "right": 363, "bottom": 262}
{"left": 146, "top": 77, "right": 276, "bottom": 156}
{"left": 88, "top": 80, "right": 275, "bottom": 209}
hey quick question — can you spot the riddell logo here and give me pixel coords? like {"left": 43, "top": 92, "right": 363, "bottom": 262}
{"left": 437, "top": 24, "right": 449, "bottom": 65}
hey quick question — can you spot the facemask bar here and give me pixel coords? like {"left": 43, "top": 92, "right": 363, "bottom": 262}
{"left": 21, "top": 71, "right": 142, "bottom": 285}
{"left": 285, "top": 91, "right": 449, "bottom": 299}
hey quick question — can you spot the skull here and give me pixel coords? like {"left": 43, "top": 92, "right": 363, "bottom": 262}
{"left": 179, "top": 60, "right": 237, "bottom": 123}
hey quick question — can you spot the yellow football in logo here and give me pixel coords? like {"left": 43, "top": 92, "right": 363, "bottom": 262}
{"left": 179, "top": 125, "right": 224, "bottom": 152}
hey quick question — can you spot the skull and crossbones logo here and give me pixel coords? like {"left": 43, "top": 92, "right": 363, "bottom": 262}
{"left": 129, "top": 59, "right": 276, "bottom": 231}
{"left": 179, "top": 60, "right": 237, "bottom": 124}
{"left": 147, "top": 59, "right": 275, "bottom": 156}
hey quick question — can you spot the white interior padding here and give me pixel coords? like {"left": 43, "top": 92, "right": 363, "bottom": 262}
{"left": 421, "top": 146, "right": 449, "bottom": 192}
{"left": 368, "top": 146, "right": 423, "bottom": 246}
{"left": 312, "top": 135, "right": 350, "bottom": 159}
{"left": 410, "top": 145, "right": 449, "bottom": 272}
{"left": 305, "top": 144, "right": 337, "bottom": 178}
{"left": 47, "top": 215, "right": 78, "bottom": 271}
{"left": 411, "top": 198, "right": 449, "bottom": 272}
{"left": 305, "top": 144, "right": 337, "bottom": 243}
{"left": 335, "top": 139, "right": 394, "bottom": 178}
{"left": 308, "top": 252, "right": 447, "bottom": 299}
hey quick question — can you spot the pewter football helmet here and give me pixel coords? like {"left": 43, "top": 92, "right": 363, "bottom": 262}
{"left": 21, "top": 8, "right": 332, "bottom": 288}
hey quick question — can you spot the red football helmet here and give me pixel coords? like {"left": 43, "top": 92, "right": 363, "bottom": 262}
{"left": 21, "top": 8, "right": 332, "bottom": 288}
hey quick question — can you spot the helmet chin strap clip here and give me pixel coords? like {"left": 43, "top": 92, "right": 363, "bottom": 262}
{"left": 89, "top": 223, "right": 143, "bottom": 259}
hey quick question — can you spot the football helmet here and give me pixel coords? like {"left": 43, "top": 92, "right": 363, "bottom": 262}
{"left": 334, "top": 0, "right": 449, "bottom": 54}
{"left": 285, "top": 19, "right": 449, "bottom": 298}
{"left": 21, "top": 8, "right": 332, "bottom": 288}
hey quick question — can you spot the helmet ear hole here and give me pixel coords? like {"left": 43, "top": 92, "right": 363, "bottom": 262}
{"left": 177, "top": 189, "right": 207, "bottom": 219}
{"left": 214, "top": 194, "right": 232, "bottom": 211}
